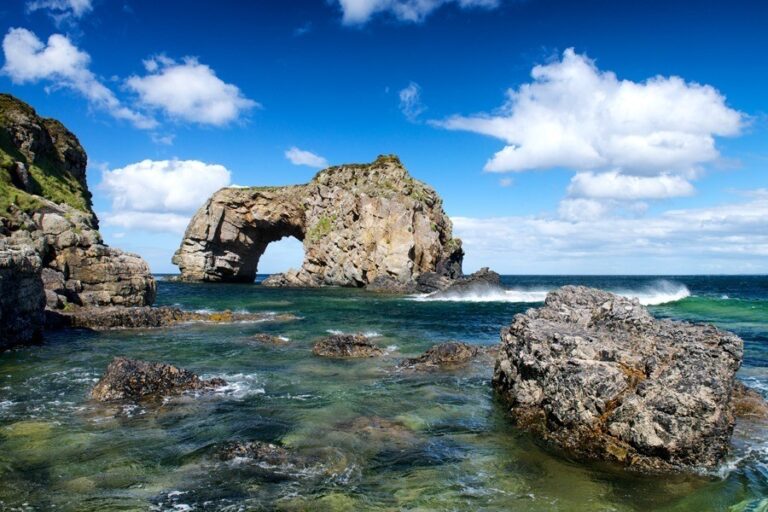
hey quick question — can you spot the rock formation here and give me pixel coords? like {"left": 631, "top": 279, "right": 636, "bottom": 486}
{"left": 91, "top": 357, "right": 226, "bottom": 402}
{"left": 398, "top": 342, "right": 479, "bottom": 370}
{"left": 493, "top": 285, "right": 745, "bottom": 472}
{"left": 425, "top": 267, "right": 501, "bottom": 298}
{"left": 173, "top": 155, "right": 463, "bottom": 290}
{"left": 0, "top": 94, "right": 156, "bottom": 330}
{"left": 313, "top": 333, "right": 384, "bottom": 358}
{"left": 0, "top": 241, "right": 45, "bottom": 349}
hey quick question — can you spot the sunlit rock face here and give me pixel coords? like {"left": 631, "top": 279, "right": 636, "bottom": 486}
{"left": 173, "top": 155, "right": 463, "bottom": 290}
{"left": 493, "top": 285, "right": 747, "bottom": 473}
{"left": 0, "top": 94, "right": 156, "bottom": 314}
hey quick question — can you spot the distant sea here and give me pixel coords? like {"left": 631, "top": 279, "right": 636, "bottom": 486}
{"left": 0, "top": 275, "right": 765, "bottom": 510}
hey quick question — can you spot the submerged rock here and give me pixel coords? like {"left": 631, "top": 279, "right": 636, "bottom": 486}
{"left": 313, "top": 333, "right": 384, "bottom": 358}
{"left": 0, "top": 242, "right": 45, "bottom": 349}
{"left": 733, "top": 382, "right": 768, "bottom": 419}
{"left": 251, "top": 333, "right": 290, "bottom": 345}
{"left": 398, "top": 342, "right": 479, "bottom": 370}
{"left": 173, "top": 155, "right": 463, "bottom": 290}
{"left": 91, "top": 357, "right": 226, "bottom": 402}
{"left": 493, "top": 285, "right": 745, "bottom": 472}
{"left": 220, "top": 441, "right": 293, "bottom": 464}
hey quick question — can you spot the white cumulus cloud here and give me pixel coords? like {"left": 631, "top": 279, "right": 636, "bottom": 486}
{"left": 99, "top": 159, "right": 232, "bottom": 234}
{"left": 127, "top": 56, "right": 258, "bottom": 126}
{"left": 285, "top": 147, "right": 329, "bottom": 168}
{"left": 337, "top": 0, "right": 500, "bottom": 25}
{"left": 1, "top": 27, "right": 156, "bottom": 129}
{"left": 436, "top": 48, "right": 744, "bottom": 188}
{"left": 453, "top": 189, "right": 768, "bottom": 274}
{"left": 399, "top": 81, "right": 426, "bottom": 121}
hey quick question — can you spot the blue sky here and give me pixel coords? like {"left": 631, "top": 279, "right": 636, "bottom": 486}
{"left": 1, "top": 0, "right": 766, "bottom": 274}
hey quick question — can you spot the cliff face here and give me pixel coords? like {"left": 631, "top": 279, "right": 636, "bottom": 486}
{"left": 0, "top": 94, "right": 155, "bottom": 315}
{"left": 173, "top": 155, "right": 463, "bottom": 288}
{"left": 0, "top": 241, "right": 45, "bottom": 349}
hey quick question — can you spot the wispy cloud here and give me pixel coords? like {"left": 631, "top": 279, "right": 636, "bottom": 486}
{"left": 399, "top": 81, "right": 426, "bottom": 122}
{"left": 337, "top": 0, "right": 501, "bottom": 25}
{"left": 285, "top": 147, "right": 329, "bottom": 168}
{"left": 26, "top": 0, "right": 93, "bottom": 25}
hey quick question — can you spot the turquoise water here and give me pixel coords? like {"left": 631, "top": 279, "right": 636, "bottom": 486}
{"left": 0, "top": 275, "right": 766, "bottom": 511}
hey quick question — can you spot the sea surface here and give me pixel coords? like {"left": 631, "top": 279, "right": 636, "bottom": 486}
{"left": 0, "top": 275, "right": 766, "bottom": 511}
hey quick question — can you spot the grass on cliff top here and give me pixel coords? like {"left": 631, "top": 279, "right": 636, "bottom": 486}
{"left": 0, "top": 140, "right": 91, "bottom": 216}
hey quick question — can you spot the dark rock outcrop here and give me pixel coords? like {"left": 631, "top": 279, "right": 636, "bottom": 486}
{"left": 91, "top": 357, "right": 226, "bottom": 402}
{"left": 173, "top": 155, "right": 463, "bottom": 290}
{"left": 48, "top": 306, "right": 298, "bottom": 331}
{"left": 0, "top": 94, "right": 156, "bottom": 316}
{"left": 251, "top": 333, "right": 290, "bottom": 345}
{"left": 0, "top": 242, "right": 45, "bottom": 349}
{"left": 398, "top": 342, "right": 479, "bottom": 370}
{"left": 427, "top": 267, "right": 501, "bottom": 297}
{"left": 493, "top": 285, "right": 746, "bottom": 472}
{"left": 313, "top": 333, "right": 384, "bottom": 358}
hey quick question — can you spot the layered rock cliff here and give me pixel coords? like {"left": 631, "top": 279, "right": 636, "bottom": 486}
{"left": 173, "top": 155, "right": 463, "bottom": 289}
{"left": 0, "top": 94, "right": 155, "bottom": 321}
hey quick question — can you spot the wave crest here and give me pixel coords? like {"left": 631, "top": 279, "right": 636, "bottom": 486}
{"left": 411, "top": 280, "right": 691, "bottom": 306}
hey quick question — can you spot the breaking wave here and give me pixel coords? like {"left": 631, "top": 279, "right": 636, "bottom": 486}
{"left": 411, "top": 280, "right": 691, "bottom": 306}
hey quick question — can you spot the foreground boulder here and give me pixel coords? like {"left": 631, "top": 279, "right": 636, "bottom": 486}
{"left": 91, "top": 357, "right": 226, "bottom": 402}
{"left": 313, "top": 333, "right": 384, "bottom": 358}
{"left": 493, "top": 285, "right": 745, "bottom": 472}
{"left": 173, "top": 155, "right": 463, "bottom": 290}
{"left": 0, "top": 242, "right": 45, "bottom": 349}
{"left": 398, "top": 342, "right": 479, "bottom": 370}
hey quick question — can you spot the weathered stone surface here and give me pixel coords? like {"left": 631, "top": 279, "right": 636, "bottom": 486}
{"left": 313, "top": 333, "right": 384, "bottom": 358}
{"left": 733, "top": 382, "right": 768, "bottom": 419}
{"left": 428, "top": 267, "right": 501, "bottom": 298}
{"left": 48, "top": 306, "right": 298, "bottom": 331}
{"left": 173, "top": 155, "right": 463, "bottom": 290}
{"left": 0, "top": 94, "right": 156, "bottom": 312}
{"left": 0, "top": 242, "right": 45, "bottom": 349}
{"left": 493, "top": 285, "right": 745, "bottom": 472}
{"left": 251, "top": 333, "right": 290, "bottom": 345}
{"left": 398, "top": 342, "right": 479, "bottom": 370}
{"left": 91, "top": 357, "right": 226, "bottom": 402}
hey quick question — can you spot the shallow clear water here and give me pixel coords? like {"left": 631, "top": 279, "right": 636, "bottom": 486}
{"left": 0, "top": 275, "right": 766, "bottom": 511}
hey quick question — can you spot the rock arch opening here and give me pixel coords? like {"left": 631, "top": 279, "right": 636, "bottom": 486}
{"left": 257, "top": 235, "right": 305, "bottom": 279}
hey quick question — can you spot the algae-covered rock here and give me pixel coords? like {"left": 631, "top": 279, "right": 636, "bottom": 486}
{"left": 312, "top": 333, "right": 384, "bottom": 358}
{"left": 91, "top": 357, "right": 226, "bottom": 402}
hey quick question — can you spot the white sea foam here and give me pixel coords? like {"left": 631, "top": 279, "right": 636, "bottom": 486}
{"left": 410, "top": 280, "right": 691, "bottom": 306}
{"left": 326, "top": 329, "right": 382, "bottom": 338}
{"left": 210, "top": 373, "right": 266, "bottom": 399}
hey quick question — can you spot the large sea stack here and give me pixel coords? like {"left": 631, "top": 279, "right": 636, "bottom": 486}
{"left": 493, "top": 285, "right": 745, "bottom": 472}
{"left": 0, "top": 94, "right": 156, "bottom": 347}
{"left": 173, "top": 155, "right": 463, "bottom": 290}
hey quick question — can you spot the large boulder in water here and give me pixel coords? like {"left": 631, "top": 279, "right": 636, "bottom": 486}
{"left": 492, "top": 285, "right": 745, "bottom": 472}
{"left": 427, "top": 267, "right": 501, "bottom": 298}
{"left": 91, "top": 357, "right": 226, "bottom": 402}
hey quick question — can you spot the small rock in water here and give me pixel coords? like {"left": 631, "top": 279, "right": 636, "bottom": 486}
{"left": 252, "top": 333, "right": 289, "bottom": 345}
{"left": 313, "top": 333, "right": 384, "bottom": 358}
{"left": 220, "top": 441, "right": 292, "bottom": 465}
{"left": 733, "top": 382, "right": 768, "bottom": 419}
{"left": 493, "top": 285, "right": 746, "bottom": 473}
{"left": 398, "top": 342, "right": 479, "bottom": 370}
{"left": 90, "top": 357, "right": 226, "bottom": 402}
{"left": 428, "top": 267, "right": 501, "bottom": 298}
